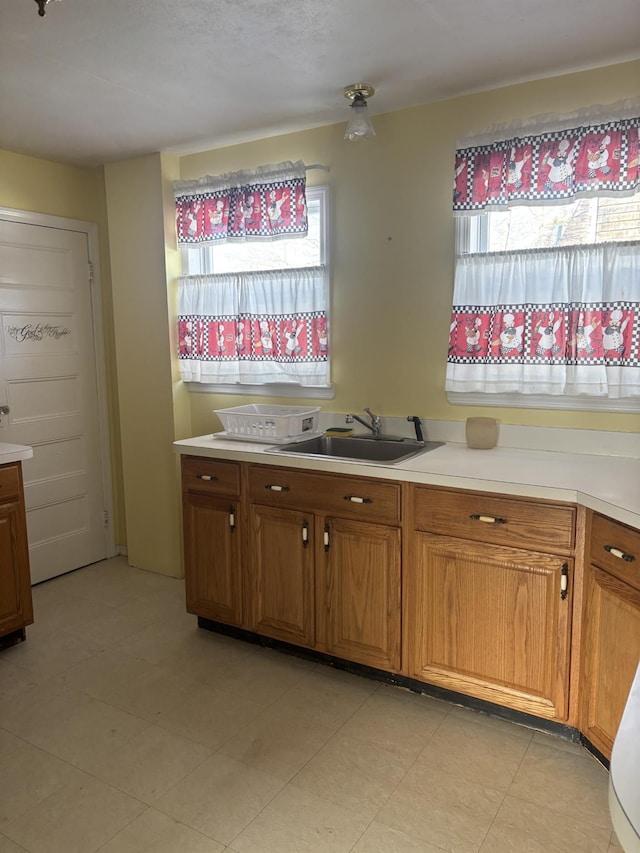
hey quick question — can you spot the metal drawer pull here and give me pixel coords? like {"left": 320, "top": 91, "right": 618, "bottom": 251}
{"left": 604, "top": 545, "right": 635, "bottom": 563}
{"left": 196, "top": 474, "right": 218, "bottom": 481}
{"left": 229, "top": 509, "right": 235, "bottom": 531}
{"left": 324, "top": 525, "right": 330, "bottom": 552}
{"left": 469, "top": 514, "right": 507, "bottom": 524}
{"left": 343, "top": 495, "right": 372, "bottom": 504}
{"left": 302, "top": 520, "right": 309, "bottom": 548}
{"left": 265, "top": 484, "right": 290, "bottom": 492}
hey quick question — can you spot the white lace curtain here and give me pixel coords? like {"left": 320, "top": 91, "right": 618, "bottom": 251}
{"left": 446, "top": 242, "right": 640, "bottom": 398}
{"left": 178, "top": 266, "right": 329, "bottom": 386}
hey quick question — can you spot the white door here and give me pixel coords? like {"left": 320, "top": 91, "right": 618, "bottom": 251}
{"left": 0, "top": 215, "right": 112, "bottom": 583}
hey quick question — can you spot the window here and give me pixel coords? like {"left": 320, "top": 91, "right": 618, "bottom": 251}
{"left": 177, "top": 184, "right": 331, "bottom": 397}
{"left": 448, "top": 108, "right": 640, "bottom": 412}
{"left": 459, "top": 194, "right": 640, "bottom": 254}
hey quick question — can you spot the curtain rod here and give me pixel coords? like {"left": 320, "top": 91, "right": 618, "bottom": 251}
{"left": 305, "top": 164, "right": 330, "bottom": 172}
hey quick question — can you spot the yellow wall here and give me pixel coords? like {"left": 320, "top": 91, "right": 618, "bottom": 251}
{"left": 104, "top": 153, "right": 190, "bottom": 576}
{"left": 180, "top": 60, "right": 640, "bottom": 438}
{"left": 0, "top": 149, "right": 126, "bottom": 546}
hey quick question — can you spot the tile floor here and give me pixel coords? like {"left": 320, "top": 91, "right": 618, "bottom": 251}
{"left": 0, "top": 556, "right": 622, "bottom": 853}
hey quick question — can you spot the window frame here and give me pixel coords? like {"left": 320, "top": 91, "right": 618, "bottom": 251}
{"left": 179, "top": 185, "right": 333, "bottom": 399}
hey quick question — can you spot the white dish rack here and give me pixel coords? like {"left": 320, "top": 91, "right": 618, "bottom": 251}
{"left": 214, "top": 404, "right": 321, "bottom": 442}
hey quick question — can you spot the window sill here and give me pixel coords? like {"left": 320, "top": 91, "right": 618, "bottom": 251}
{"left": 184, "top": 382, "right": 335, "bottom": 400}
{"left": 447, "top": 392, "right": 639, "bottom": 414}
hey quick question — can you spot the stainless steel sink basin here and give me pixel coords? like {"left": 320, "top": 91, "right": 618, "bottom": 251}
{"left": 265, "top": 435, "right": 444, "bottom": 464}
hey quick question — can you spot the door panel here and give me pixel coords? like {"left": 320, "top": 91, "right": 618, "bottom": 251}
{"left": 0, "top": 217, "right": 109, "bottom": 582}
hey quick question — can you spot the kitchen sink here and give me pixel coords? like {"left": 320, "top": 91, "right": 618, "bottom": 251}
{"left": 265, "top": 435, "right": 444, "bottom": 464}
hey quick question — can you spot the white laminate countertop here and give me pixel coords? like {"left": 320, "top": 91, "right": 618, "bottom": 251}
{"left": 610, "top": 664, "right": 640, "bottom": 853}
{"left": 0, "top": 442, "right": 33, "bottom": 465}
{"left": 174, "top": 435, "right": 640, "bottom": 531}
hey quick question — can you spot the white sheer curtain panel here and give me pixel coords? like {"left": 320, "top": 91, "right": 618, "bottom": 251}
{"left": 446, "top": 242, "right": 640, "bottom": 398}
{"left": 178, "top": 266, "right": 329, "bottom": 386}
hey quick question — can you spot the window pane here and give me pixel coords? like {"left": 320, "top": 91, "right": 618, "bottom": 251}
{"left": 208, "top": 198, "right": 321, "bottom": 273}
{"left": 487, "top": 193, "right": 640, "bottom": 251}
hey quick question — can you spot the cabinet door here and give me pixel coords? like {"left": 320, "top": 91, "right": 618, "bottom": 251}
{"left": 248, "top": 504, "right": 315, "bottom": 647}
{"left": 183, "top": 492, "right": 242, "bottom": 626}
{"left": 0, "top": 499, "right": 33, "bottom": 637}
{"left": 581, "top": 566, "right": 640, "bottom": 759}
{"left": 405, "top": 532, "right": 572, "bottom": 720}
{"left": 321, "top": 517, "right": 401, "bottom": 672}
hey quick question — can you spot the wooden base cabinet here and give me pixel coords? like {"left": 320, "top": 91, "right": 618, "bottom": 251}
{"left": 406, "top": 533, "right": 572, "bottom": 718}
{"left": 0, "top": 461, "right": 33, "bottom": 641}
{"left": 248, "top": 504, "right": 315, "bottom": 647}
{"left": 321, "top": 516, "right": 401, "bottom": 671}
{"left": 581, "top": 514, "right": 640, "bottom": 759}
{"left": 246, "top": 464, "right": 402, "bottom": 670}
{"left": 182, "top": 457, "right": 243, "bottom": 626}
{"left": 405, "top": 485, "right": 576, "bottom": 721}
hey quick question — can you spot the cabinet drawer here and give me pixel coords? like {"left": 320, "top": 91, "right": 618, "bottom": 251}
{"left": 413, "top": 486, "right": 575, "bottom": 553}
{"left": 590, "top": 513, "right": 640, "bottom": 591}
{"left": 182, "top": 456, "right": 240, "bottom": 497}
{"left": 0, "top": 463, "right": 20, "bottom": 502}
{"left": 248, "top": 465, "right": 401, "bottom": 524}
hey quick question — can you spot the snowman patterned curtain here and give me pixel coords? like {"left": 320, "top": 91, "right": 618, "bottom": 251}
{"left": 447, "top": 104, "right": 640, "bottom": 400}
{"left": 453, "top": 115, "right": 640, "bottom": 213}
{"left": 174, "top": 160, "right": 308, "bottom": 245}
{"left": 177, "top": 266, "right": 329, "bottom": 386}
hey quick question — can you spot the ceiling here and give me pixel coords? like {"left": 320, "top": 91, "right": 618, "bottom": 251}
{"left": 2, "top": 0, "right": 639, "bottom": 170}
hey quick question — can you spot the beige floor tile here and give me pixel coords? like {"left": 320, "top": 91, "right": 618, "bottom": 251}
{"left": 154, "top": 753, "right": 284, "bottom": 845}
{"left": 98, "top": 808, "right": 225, "bottom": 852}
{"left": 219, "top": 701, "right": 339, "bottom": 781}
{"left": 479, "top": 795, "right": 612, "bottom": 852}
{"left": 113, "top": 618, "right": 206, "bottom": 665}
{"left": 446, "top": 703, "right": 534, "bottom": 741}
{"left": 0, "top": 682, "right": 88, "bottom": 742}
{"left": 377, "top": 763, "right": 503, "bottom": 853}
{"left": 336, "top": 687, "right": 446, "bottom": 761}
{"left": 5, "top": 687, "right": 149, "bottom": 770}
{"left": 0, "top": 729, "right": 22, "bottom": 763}
{"left": 52, "top": 647, "right": 159, "bottom": 699}
{"left": 0, "top": 739, "right": 85, "bottom": 824}
{"left": 2, "top": 772, "right": 145, "bottom": 853}
{"left": 0, "top": 834, "right": 28, "bottom": 852}
{"left": 508, "top": 740, "right": 611, "bottom": 829}
{"left": 0, "top": 630, "right": 106, "bottom": 682}
{"left": 269, "top": 667, "right": 377, "bottom": 730}
{"left": 231, "top": 784, "right": 370, "bottom": 853}
{"left": 291, "top": 731, "right": 413, "bottom": 819}
{"left": 78, "top": 724, "right": 212, "bottom": 804}
{"left": 417, "top": 710, "right": 531, "bottom": 791}
{"left": 0, "top": 658, "right": 35, "bottom": 704}
{"left": 352, "top": 821, "right": 448, "bottom": 852}
{"left": 156, "top": 681, "right": 266, "bottom": 751}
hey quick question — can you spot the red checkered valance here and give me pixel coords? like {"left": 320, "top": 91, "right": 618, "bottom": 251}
{"left": 453, "top": 115, "right": 640, "bottom": 213}
{"left": 174, "top": 160, "right": 308, "bottom": 245}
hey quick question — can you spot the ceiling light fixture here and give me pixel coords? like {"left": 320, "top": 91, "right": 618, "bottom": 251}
{"left": 34, "top": 0, "right": 61, "bottom": 17}
{"left": 343, "top": 83, "right": 376, "bottom": 141}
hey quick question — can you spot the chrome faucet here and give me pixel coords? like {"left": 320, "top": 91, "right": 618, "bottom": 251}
{"left": 346, "top": 408, "right": 382, "bottom": 436}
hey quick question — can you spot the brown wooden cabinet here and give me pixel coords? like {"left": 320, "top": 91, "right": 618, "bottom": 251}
{"left": 320, "top": 515, "right": 401, "bottom": 671}
{"left": 404, "top": 485, "right": 576, "bottom": 720}
{"left": 246, "top": 464, "right": 402, "bottom": 670}
{"left": 182, "top": 457, "right": 243, "bottom": 626}
{"left": 0, "top": 461, "right": 33, "bottom": 643}
{"left": 581, "top": 513, "right": 640, "bottom": 759}
{"left": 248, "top": 503, "right": 315, "bottom": 646}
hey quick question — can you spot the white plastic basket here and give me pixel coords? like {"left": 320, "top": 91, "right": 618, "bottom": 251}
{"left": 214, "top": 404, "right": 321, "bottom": 441}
